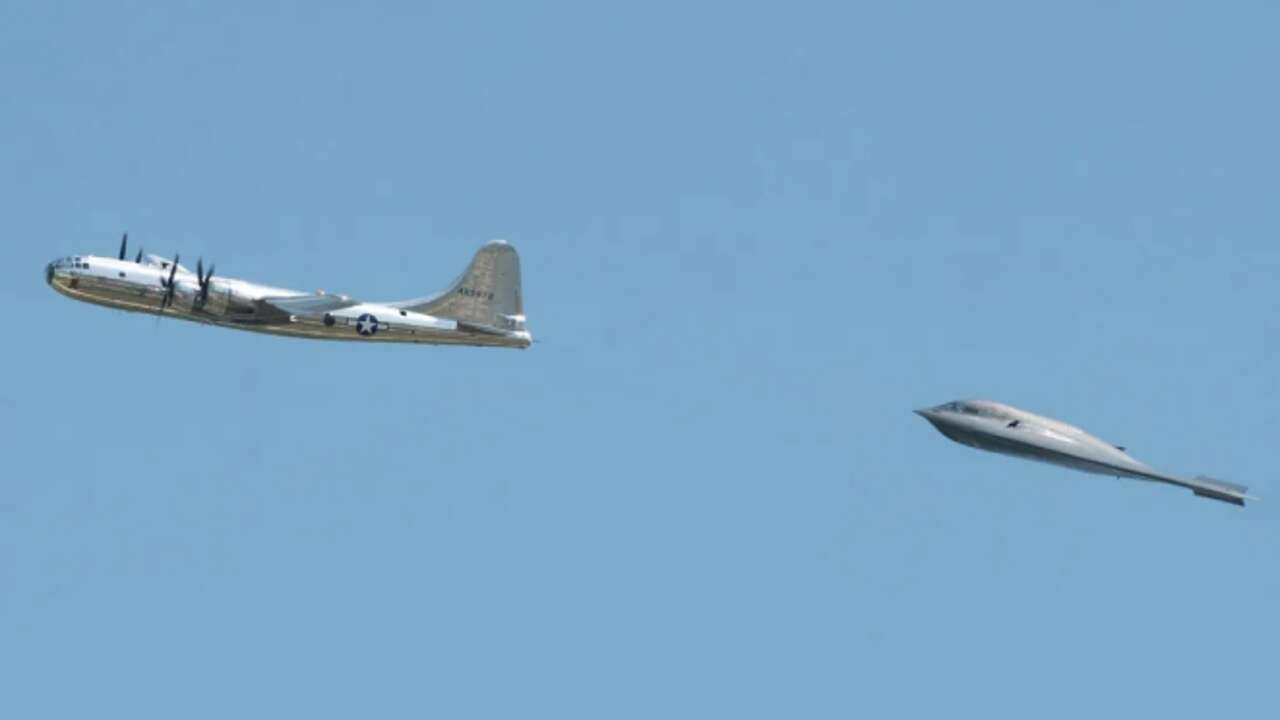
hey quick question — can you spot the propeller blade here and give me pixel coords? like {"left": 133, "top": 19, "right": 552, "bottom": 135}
{"left": 200, "top": 264, "right": 216, "bottom": 304}
{"left": 195, "top": 258, "right": 211, "bottom": 305}
{"left": 158, "top": 254, "right": 180, "bottom": 311}
{"left": 118, "top": 233, "right": 128, "bottom": 260}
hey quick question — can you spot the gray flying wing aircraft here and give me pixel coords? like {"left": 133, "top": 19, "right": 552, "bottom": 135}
{"left": 46, "top": 234, "right": 531, "bottom": 348}
{"left": 915, "top": 400, "right": 1250, "bottom": 506}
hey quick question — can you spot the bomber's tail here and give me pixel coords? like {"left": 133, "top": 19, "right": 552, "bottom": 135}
{"left": 1186, "top": 475, "right": 1252, "bottom": 506}
{"left": 392, "top": 240, "right": 530, "bottom": 345}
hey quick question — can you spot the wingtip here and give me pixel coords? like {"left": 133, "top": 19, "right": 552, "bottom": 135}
{"left": 1191, "top": 486, "right": 1253, "bottom": 507}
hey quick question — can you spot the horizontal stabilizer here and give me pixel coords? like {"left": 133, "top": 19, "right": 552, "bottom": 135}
{"left": 456, "top": 320, "right": 511, "bottom": 337}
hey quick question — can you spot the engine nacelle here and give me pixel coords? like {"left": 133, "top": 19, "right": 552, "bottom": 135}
{"left": 198, "top": 281, "right": 256, "bottom": 317}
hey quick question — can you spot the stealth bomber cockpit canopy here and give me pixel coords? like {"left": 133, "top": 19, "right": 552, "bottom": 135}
{"left": 932, "top": 400, "right": 1016, "bottom": 421}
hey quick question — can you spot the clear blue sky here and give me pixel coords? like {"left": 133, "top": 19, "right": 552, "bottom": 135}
{"left": 3, "top": 2, "right": 1278, "bottom": 717}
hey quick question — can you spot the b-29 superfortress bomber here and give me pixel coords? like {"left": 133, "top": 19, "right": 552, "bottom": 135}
{"left": 47, "top": 234, "right": 531, "bottom": 348}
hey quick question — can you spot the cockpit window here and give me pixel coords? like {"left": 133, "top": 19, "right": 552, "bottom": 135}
{"left": 941, "top": 401, "right": 1015, "bottom": 421}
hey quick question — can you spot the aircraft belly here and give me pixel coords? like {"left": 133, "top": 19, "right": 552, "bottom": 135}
{"left": 51, "top": 274, "right": 163, "bottom": 314}
{"left": 236, "top": 316, "right": 527, "bottom": 347}
{"left": 50, "top": 269, "right": 530, "bottom": 347}
{"left": 950, "top": 426, "right": 1148, "bottom": 478}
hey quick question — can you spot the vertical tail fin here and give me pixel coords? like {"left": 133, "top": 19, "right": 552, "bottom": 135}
{"left": 392, "top": 240, "right": 528, "bottom": 336}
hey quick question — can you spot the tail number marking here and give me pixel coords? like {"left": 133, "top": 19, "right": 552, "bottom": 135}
{"left": 458, "top": 287, "right": 494, "bottom": 300}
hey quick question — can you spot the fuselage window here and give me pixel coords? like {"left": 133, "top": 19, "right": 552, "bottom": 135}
{"left": 399, "top": 310, "right": 407, "bottom": 317}
{"left": 118, "top": 272, "right": 127, "bottom": 278}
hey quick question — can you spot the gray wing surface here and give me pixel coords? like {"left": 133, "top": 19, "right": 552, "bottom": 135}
{"left": 1124, "top": 467, "right": 1250, "bottom": 506}
{"left": 1181, "top": 476, "right": 1250, "bottom": 506}
{"left": 255, "top": 294, "right": 359, "bottom": 323}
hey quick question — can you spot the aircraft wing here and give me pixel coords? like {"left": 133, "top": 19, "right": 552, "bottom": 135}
{"left": 1182, "top": 475, "right": 1251, "bottom": 506}
{"left": 1128, "top": 468, "right": 1250, "bottom": 506}
{"left": 254, "top": 294, "right": 359, "bottom": 323}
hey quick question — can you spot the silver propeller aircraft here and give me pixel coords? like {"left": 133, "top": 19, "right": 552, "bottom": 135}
{"left": 46, "top": 234, "right": 531, "bottom": 348}
{"left": 915, "top": 400, "right": 1250, "bottom": 506}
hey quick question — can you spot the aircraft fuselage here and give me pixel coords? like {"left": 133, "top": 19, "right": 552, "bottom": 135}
{"left": 46, "top": 253, "right": 531, "bottom": 348}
